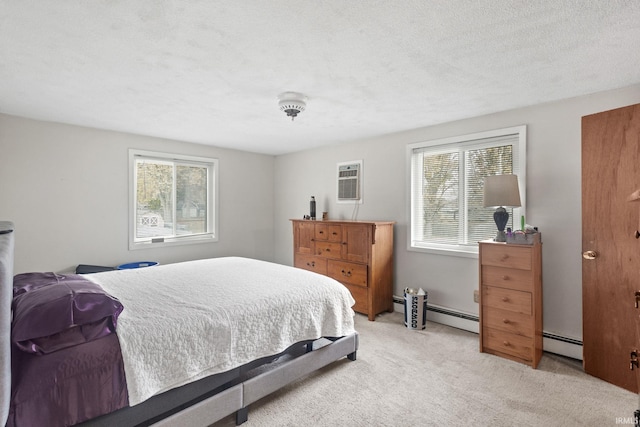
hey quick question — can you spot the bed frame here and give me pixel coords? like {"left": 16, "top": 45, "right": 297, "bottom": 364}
{"left": 0, "top": 221, "right": 358, "bottom": 426}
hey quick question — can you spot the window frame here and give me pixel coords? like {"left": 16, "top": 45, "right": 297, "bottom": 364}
{"left": 128, "top": 149, "right": 219, "bottom": 250}
{"left": 406, "top": 125, "right": 527, "bottom": 258}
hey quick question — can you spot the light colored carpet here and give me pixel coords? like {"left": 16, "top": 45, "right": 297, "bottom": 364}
{"left": 214, "top": 312, "right": 637, "bottom": 427}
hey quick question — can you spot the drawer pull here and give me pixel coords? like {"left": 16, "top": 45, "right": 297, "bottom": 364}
{"left": 502, "top": 275, "right": 509, "bottom": 280}
{"left": 502, "top": 297, "right": 509, "bottom": 302}
{"left": 319, "top": 231, "right": 324, "bottom": 234}
{"left": 500, "top": 255, "right": 510, "bottom": 262}
{"left": 306, "top": 261, "right": 315, "bottom": 267}
{"left": 503, "top": 341, "right": 511, "bottom": 347}
{"left": 502, "top": 319, "right": 510, "bottom": 324}
{"left": 341, "top": 269, "right": 352, "bottom": 277}
{"left": 325, "top": 248, "right": 331, "bottom": 252}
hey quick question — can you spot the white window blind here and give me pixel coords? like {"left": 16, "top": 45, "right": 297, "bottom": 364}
{"left": 408, "top": 126, "right": 526, "bottom": 256}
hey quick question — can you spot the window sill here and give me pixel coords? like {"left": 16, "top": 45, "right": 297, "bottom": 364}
{"left": 129, "top": 234, "right": 218, "bottom": 251}
{"left": 408, "top": 243, "right": 479, "bottom": 259}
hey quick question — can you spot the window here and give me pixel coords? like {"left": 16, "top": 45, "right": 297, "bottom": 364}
{"left": 129, "top": 149, "right": 218, "bottom": 249}
{"left": 407, "top": 126, "right": 526, "bottom": 257}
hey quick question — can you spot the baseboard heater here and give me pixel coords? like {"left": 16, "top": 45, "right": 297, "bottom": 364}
{"left": 392, "top": 296, "right": 583, "bottom": 347}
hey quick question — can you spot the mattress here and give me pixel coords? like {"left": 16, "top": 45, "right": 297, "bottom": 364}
{"left": 85, "top": 256, "right": 356, "bottom": 406}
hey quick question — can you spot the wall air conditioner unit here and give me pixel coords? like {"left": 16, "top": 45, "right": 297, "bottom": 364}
{"left": 337, "top": 161, "right": 362, "bottom": 203}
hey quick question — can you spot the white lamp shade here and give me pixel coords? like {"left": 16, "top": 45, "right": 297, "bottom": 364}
{"left": 483, "top": 174, "right": 521, "bottom": 208}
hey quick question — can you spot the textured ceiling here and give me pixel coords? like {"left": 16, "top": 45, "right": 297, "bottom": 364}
{"left": 2, "top": 1, "right": 640, "bottom": 155}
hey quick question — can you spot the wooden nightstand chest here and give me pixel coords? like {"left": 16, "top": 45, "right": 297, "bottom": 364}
{"left": 479, "top": 239, "right": 543, "bottom": 368}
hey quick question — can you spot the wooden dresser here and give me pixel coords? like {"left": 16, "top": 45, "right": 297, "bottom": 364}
{"left": 291, "top": 219, "right": 394, "bottom": 321}
{"left": 479, "top": 239, "right": 543, "bottom": 368}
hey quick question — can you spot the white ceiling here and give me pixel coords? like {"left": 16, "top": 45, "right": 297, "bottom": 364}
{"left": 2, "top": 1, "right": 640, "bottom": 155}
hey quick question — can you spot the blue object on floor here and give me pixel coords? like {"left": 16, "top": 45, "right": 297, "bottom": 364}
{"left": 116, "top": 261, "right": 158, "bottom": 270}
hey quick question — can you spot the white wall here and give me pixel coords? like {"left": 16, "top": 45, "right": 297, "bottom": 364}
{"left": 274, "top": 84, "right": 640, "bottom": 343}
{"left": 0, "top": 114, "right": 275, "bottom": 274}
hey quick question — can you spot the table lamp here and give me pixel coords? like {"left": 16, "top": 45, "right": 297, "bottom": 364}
{"left": 483, "top": 174, "right": 521, "bottom": 242}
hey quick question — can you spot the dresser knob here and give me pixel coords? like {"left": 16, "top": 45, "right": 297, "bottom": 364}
{"left": 502, "top": 319, "right": 510, "bottom": 324}
{"left": 502, "top": 297, "right": 509, "bottom": 302}
{"left": 502, "top": 275, "right": 509, "bottom": 280}
{"left": 503, "top": 341, "right": 510, "bottom": 347}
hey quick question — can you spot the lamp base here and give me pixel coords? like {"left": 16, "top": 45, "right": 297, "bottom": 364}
{"left": 493, "top": 207, "right": 509, "bottom": 242}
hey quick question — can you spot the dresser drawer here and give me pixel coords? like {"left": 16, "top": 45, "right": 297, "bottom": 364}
{"left": 482, "top": 306, "right": 532, "bottom": 338}
{"left": 315, "top": 241, "right": 343, "bottom": 259}
{"left": 342, "top": 282, "right": 368, "bottom": 314}
{"left": 483, "top": 286, "right": 532, "bottom": 315}
{"left": 481, "top": 244, "right": 531, "bottom": 270}
{"left": 483, "top": 327, "right": 533, "bottom": 362}
{"left": 328, "top": 260, "right": 367, "bottom": 287}
{"left": 294, "top": 255, "right": 327, "bottom": 275}
{"left": 482, "top": 266, "right": 533, "bottom": 292}
{"left": 327, "top": 225, "right": 342, "bottom": 242}
{"left": 314, "top": 224, "right": 329, "bottom": 241}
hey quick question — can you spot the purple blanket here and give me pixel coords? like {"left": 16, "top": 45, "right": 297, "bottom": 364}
{"left": 8, "top": 333, "right": 128, "bottom": 427}
{"left": 8, "top": 273, "right": 128, "bottom": 427}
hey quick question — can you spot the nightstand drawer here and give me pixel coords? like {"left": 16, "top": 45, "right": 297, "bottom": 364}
{"left": 294, "top": 255, "right": 327, "bottom": 275}
{"left": 483, "top": 286, "right": 532, "bottom": 315}
{"left": 482, "top": 266, "right": 533, "bottom": 292}
{"left": 328, "top": 260, "right": 367, "bottom": 287}
{"left": 481, "top": 244, "right": 531, "bottom": 270}
{"left": 483, "top": 327, "right": 533, "bottom": 362}
{"left": 483, "top": 306, "right": 533, "bottom": 338}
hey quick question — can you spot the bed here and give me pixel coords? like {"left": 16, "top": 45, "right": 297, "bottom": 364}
{"left": 0, "top": 221, "right": 359, "bottom": 426}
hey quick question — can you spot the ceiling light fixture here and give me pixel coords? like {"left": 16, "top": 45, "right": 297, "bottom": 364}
{"left": 277, "top": 92, "right": 307, "bottom": 121}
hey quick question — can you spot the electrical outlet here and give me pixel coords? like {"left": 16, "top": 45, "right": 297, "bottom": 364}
{"left": 473, "top": 290, "right": 480, "bottom": 303}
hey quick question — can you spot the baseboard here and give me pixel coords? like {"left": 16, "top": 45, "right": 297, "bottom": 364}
{"left": 392, "top": 299, "right": 583, "bottom": 361}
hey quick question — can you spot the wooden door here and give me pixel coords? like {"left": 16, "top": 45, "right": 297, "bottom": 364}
{"left": 631, "top": 191, "right": 640, "bottom": 396}
{"left": 342, "top": 224, "right": 370, "bottom": 264}
{"left": 582, "top": 103, "right": 640, "bottom": 393}
{"left": 294, "top": 221, "right": 315, "bottom": 255}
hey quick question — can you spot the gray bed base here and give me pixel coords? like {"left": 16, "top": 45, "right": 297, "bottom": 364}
{"left": 0, "top": 221, "right": 358, "bottom": 427}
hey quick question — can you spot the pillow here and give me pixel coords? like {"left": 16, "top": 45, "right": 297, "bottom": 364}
{"left": 13, "top": 271, "right": 62, "bottom": 297}
{"left": 16, "top": 318, "right": 115, "bottom": 355}
{"left": 12, "top": 275, "right": 124, "bottom": 354}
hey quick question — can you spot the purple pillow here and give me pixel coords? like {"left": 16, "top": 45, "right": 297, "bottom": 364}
{"left": 13, "top": 271, "right": 63, "bottom": 297}
{"left": 12, "top": 275, "right": 124, "bottom": 355}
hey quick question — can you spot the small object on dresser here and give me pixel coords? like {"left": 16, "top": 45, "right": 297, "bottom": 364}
{"left": 506, "top": 231, "right": 541, "bottom": 245}
{"left": 310, "top": 196, "right": 316, "bottom": 220}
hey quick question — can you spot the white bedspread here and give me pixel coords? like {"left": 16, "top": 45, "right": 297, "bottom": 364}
{"left": 86, "top": 257, "right": 356, "bottom": 406}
